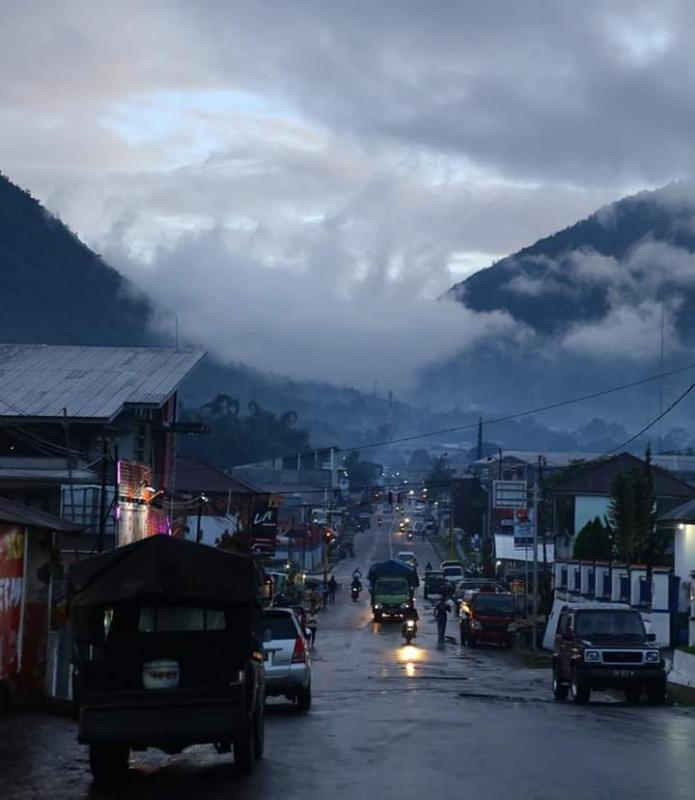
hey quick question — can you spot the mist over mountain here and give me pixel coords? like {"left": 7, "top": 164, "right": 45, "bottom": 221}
{"left": 3, "top": 169, "right": 694, "bottom": 458}
{"left": 418, "top": 183, "right": 695, "bottom": 435}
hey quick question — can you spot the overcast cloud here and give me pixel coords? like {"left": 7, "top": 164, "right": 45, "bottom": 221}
{"left": 3, "top": 1, "right": 695, "bottom": 387}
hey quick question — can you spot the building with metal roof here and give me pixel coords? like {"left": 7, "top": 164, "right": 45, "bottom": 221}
{"left": 0, "top": 344, "right": 204, "bottom": 422}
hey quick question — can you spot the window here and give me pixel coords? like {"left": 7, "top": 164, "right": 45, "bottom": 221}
{"left": 262, "top": 611, "right": 299, "bottom": 641}
{"left": 138, "top": 606, "right": 227, "bottom": 633}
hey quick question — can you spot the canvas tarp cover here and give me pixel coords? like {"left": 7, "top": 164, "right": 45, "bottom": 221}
{"left": 68, "top": 534, "right": 262, "bottom": 608}
{"left": 368, "top": 559, "right": 419, "bottom": 587}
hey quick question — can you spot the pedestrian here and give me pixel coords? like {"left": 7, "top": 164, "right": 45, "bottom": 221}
{"left": 306, "top": 604, "right": 319, "bottom": 648}
{"left": 328, "top": 575, "right": 337, "bottom": 604}
{"left": 433, "top": 597, "right": 451, "bottom": 643}
{"left": 425, "top": 561, "right": 432, "bottom": 571}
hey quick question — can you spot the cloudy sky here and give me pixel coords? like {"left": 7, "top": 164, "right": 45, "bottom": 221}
{"left": 2, "top": 0, "right": 694, "bottom": 387}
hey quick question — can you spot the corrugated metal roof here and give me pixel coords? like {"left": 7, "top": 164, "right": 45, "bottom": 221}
{"left": 0, "top": 496, "right": 84, "bottom": 531}
{"left": 0, "top": 345, "right": 204, "bottom": 421}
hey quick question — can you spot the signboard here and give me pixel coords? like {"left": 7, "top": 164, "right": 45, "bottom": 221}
{"left": 252, "top": 506, "right": 278, "bottom": 555}
{"left": 0, "top": 525, "right": 25, "bottom": 679}
{"left": 513, "top": 508, "right": 534, "bottom": 547}
{"left": 493, "top": 480, "right": 527, "bottom": 509}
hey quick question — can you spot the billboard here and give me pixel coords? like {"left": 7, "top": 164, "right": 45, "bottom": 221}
{"left": 513, "top": 508, "right": 534, "bottom": 547}
{"left": 252, "top": 506, "right": 278, "bottom": 555}
{"left": 0, "top": 524, "right": 25, "bottom": 679}
{"left": 493, "top": 480, "right": 527, "bottom": 509}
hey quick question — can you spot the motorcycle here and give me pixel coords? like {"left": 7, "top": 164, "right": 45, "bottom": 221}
{"left": 351, "top": 585, "right": 361, "bottom": 602}
{"left": 402, "top": 618, "right": 417, "bottom": 644}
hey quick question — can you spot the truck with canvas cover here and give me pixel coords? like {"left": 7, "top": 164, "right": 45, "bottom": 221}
{"left": 68, "top": 535, "right": 266, "bottom": 785}
{"left": 367, "top": 559, "right": 418, "bottom": 621}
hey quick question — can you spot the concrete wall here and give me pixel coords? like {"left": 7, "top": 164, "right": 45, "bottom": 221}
{"left": 574, "top": 495, "right": 610, "bottom": 535}
{"left": 674, "top": 523, "right": 695, "bottom": 582}
{"left": 547, "top": 560, "right": 672, "bottom": 648}
{"left": 669, "top": 649, "right": 695, "bottom": 689}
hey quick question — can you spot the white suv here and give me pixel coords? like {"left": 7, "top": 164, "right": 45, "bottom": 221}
{"left": 262, "top": 609, "right": 312, "bottom": 712}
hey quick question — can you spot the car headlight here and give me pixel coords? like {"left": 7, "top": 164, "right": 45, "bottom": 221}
{"left": 584, "top": 649, "right": 600, "bottom": 663}
{"left": 645, "top": 650, "right": 660, "bottom": 663}
{"left": 401, "top": 603, "right": 410, "bottom": 609}
{"left": 374, "top": 603, "right": 382, "bottom": 610}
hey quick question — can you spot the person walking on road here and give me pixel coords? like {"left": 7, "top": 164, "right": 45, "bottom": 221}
{"left": 328, "top": 575, "right": 337, "bottom": 604}
{"left": 433, "top": 598, "right": 451, "bottom": 643}
{"left": 306, "top": 604, "right": 319, "bottom": 648}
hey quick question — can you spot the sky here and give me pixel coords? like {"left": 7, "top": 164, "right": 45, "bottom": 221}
{"left": 2, "top": 0, "right": 695, "bottom": 389}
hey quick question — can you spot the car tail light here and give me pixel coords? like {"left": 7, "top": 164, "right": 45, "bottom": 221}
{"left": 291, "top": 635, "right": 307, "bottom": 663}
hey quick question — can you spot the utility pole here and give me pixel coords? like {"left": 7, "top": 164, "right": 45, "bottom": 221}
{"left": 97, "top": 436, "right": 109, "bottom": 553}
{"left": 531, "top": 456, "right": 540, "bottom": 650}
{"left": 196, "top": 496, "right": 203, "bottom": 543}
{"left": 476, "top": 417, "right": 483, "bottom": 460}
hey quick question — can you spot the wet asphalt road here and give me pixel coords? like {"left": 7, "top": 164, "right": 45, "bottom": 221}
{"left": 2, "top": 512, "right": 695, "bottom": 799}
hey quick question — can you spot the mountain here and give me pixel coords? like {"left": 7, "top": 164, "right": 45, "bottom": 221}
{"left": 0, "top": 172, "right": 400, "bottom": 450}
{"left": 449, "top": 183, "right": 695, "bottom": 341}
{"left": 0, "top": 173, "right": 155, "bottom": 346}
{"left": 418, "top": 183, "right": 695, "bottom": 433}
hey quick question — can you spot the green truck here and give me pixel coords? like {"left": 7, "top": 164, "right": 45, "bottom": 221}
{"left": 368, "top": 559, "right": 419, "bottom": 621}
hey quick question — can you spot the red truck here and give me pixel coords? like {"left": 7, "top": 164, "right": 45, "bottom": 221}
{"left": 458, "top": 590, "right": 516, "bottom": 648}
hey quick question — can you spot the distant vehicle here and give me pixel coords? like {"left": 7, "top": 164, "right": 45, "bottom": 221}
{"left": 454, "top": 578, "right": 506, "bottom": 599}
{"left": 423, "top": 570, "right": 445, "bottom": 599}
{"left": 262, "top": 608, "right": 312, "bottom": 712}
{"left": 368, "top": 559, "right": 419, "bottom": 621}
{"left": 552, "top": 605, "right": 666, "bottom": 705}
{"left": 397, "top": 551, "right": 418, "bottom": 569}
{"left": 459, "top": 590, "right": 516, "bottom": 648}
{"left": 442, "top": 564, "right": 465, "bottom": 585}
{"left": 440, "top": 560, "right": 464, "bottom": 571}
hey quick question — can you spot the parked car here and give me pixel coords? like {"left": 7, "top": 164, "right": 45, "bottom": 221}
{"left": 552, "top": 605, "right": 666, "bottom": 705}
{"left": 459, "top": 590, "right": 516, "bottom": 647}
{"left": 423, "top": 570, "right": 445, "bottom": 599}
{"left": 262, "top": 608, "right": 312, "bottom": 712}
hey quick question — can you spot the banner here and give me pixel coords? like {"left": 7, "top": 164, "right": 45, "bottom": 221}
{"left": 251, "top": 506, "right": 278, "bottom": 555}
{"left": 513, "top": 508, "right": 534, "bottom": 547}
{"left": 0, "top": 524, "right": 25, "bottom": 679}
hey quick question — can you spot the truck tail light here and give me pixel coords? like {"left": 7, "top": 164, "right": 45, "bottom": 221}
{"left": 291, "top": 635, "right": 307, "bottom": 663}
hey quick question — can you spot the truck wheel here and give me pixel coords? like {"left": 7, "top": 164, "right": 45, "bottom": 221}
{"left": 297, "top": 684, "right": 312, "bottom": 713}
{"left": 570, "top": 668, "right": 590, "bottom": 704}
{"left": 89, "top": 744, "right": 129, "bottom": 786}
{"left": 234, "top": 722, "right": 256, "bottom": 775}
{"left": 624, "top": 686, "right": 641, "bottom": 705}
{"left": 646, "top": 680, "right": 666, "bottom": 705}
{"left": 552, "top": 665, "right": 568, "bottom": 701}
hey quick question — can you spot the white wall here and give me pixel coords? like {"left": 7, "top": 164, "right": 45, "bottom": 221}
{"left": 574, "top": 495, "right": 610, "bottom": 534}
{"left": 674, "top": 524, "right": 695, "bottom": 581}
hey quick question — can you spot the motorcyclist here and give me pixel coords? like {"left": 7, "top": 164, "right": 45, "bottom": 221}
{"left": 351, "top": 574, "right": 363, "bottom": 592}
{"left": 352, "top": 567, "right": 363, "bottom": 580}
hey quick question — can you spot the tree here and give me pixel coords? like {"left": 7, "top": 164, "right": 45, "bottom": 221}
{"left": 344, "top": 450, "right": 383, "bottom": 491}
{"left": 607, "top": 471, "right": 635, "bottom": 563}
{"left": 425, "top": 455, "right": 454, "bottom": 498}
{"left": 573, "top": 517, "right": 613, "bottom": 561}
{"left": 408, "top": 448, "right": 433, "bottom": 469}
{"left": 606, "top": 448, "right": 664, "bottom": 567}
